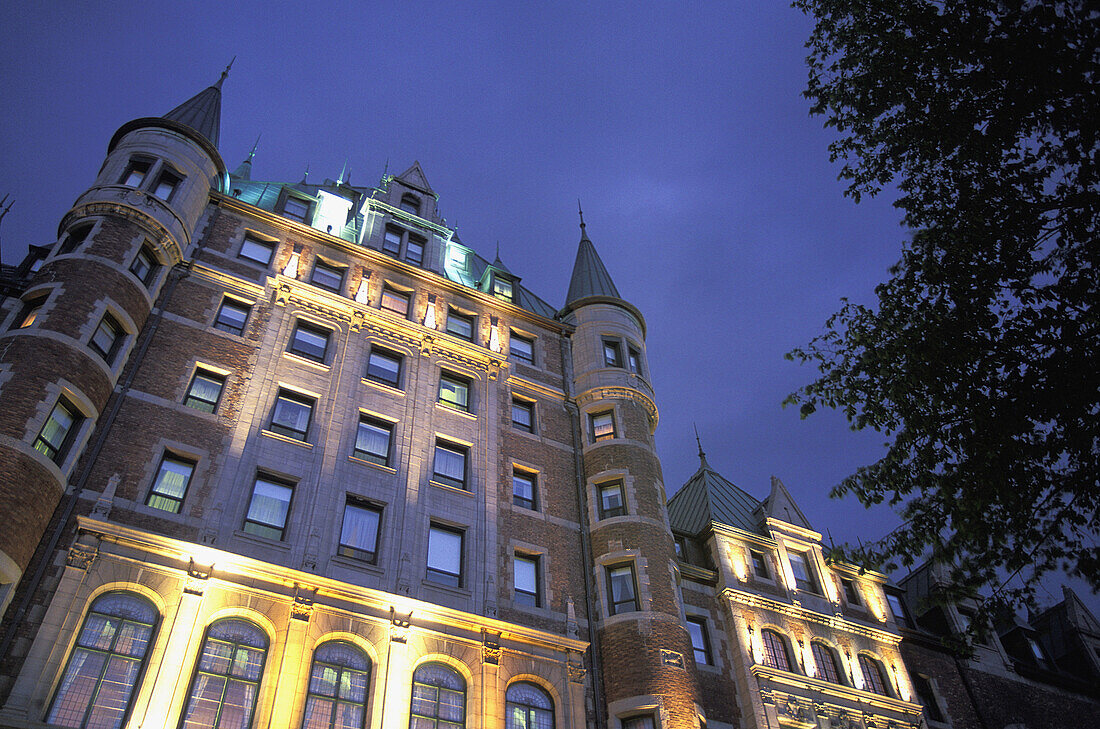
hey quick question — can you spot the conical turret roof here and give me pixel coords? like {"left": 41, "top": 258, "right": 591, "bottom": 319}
{"left": 564, "top": 210, "right": 620, "bottom": 305}
{"left": 163, "top": 77, "right": 224, "bottom": 148}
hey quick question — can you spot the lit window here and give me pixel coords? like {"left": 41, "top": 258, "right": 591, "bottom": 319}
{"left": 339, "top": 499, "right": 382, "bottom": 563}
{"left": 89, "top": 312, "right": 124, "bottom": 364}
{"left": 885, "top": 592, "right": 913, "bottom": 628}
{"left": 590, "top": 411, "right": 616, "bottom": 442}
{"left": 514, "top": 554, "right": 540, "bottom": 607}
{"left": 446, "top": 309, "right": 474, "bottom": 340}
{"left": 912, "top": 674, "right": 946, "bottom": 723}
{"left": 607, "top": 564, "right": 638, "bottom": 615}
{"left": 146, "top": 454, "right": 195, "bottom": 513}
{"left": 510, "top": 333, "right": 534, "bottom": 365}
{"left": 438, "top": 372, "right": 470, "bottom": 412}
{"left": 383, "top": 227, "right": 403, "bottom": 257}
{"left": 269, "top": 389, "right": 314, "bottom": 441}
{"left": 493, "top": 276, "right": 513, "bottom": 302}
{"left": 406, "top": 235, "right": 425, "bottom": 266}
{"left": 239, "top": 235, "right": 275, "bottom": 266}
{"left": 598, "top": 481, "right": 625, "bottom": 519}
{"left": 622, "top": 717, "right": 655, "bottom": 729}
{"left": 628, "top": 346, "right": 642, "bottom": 375}
{"left": 13, "top": 297, "right": 44, "bottom": 330}
{"left": 410, "top": 662, "right": 465, "bottom": 727}
{"left": 243, "top": 475, "right": 293, "bottom": 540}
{"left": 58, "top": 224, "right": 92, "bottom": 255}
{"left": 750, "top": 550, "right": 770, "bottom": 579}
{"left": 427, "top": 525, "right": 464, "bottom": 587}
{"left": 762, "top": 629, "right": 792, "bottom": 672}
{"left": 46, "top": 592, "right": 157, "bottom": 729}
{"left": 858, "top": 654, "right": 890, "bottom": 695}
{"left": 365, "top": 347, "right": 402, "bottom": 388}
{"left": 788, "top": 551, "right": 820, "bottom": 593}
{"left": 310, "top": 260, "right": 345, "bottom": 292}
{"left": 687, "top": 617, "right": 713, "bottom": 665}
{"left": 129, "top": 245, "right": 157, "bottom": 287}
{"left": 811, "top": 641, "right": 842, "bottom": 684}
{"left": 505, "top": 682, "right": 553, "bottom": 729}
{"left": 151, "top": 170, "right": 180, "bottom": 201}
{"left": 120, "top": 158, "right": 151, "bottom": 187}
{"left": 354, "top": 416, "right": 392, "bottom": 466}
{"left": 288, "top": 321, "right": 330, "bottom": 363}
{"left": 214, "top": 298, "right": 251, "bottom": 336}
{"left": 283, "top": 196, "right": 311, "bottom": 223}
{"left": 399, "top": 194, "right": 420, "bottom": 215}
{"left": 603, "top": 340, "right": 623, "bottom": 367}
{"left": 511, "top": 398, "right": 534, "bottom": 432}
{"left": 34, "top": 397, "right": 83, "bottom": 463}
{"left": 512, "top": 470, "right": 536, "bottom": 510}
{"left": 447, "top": 246, "right": 468, "bottom": 271}
{"left": 432, "top": 440, "right": 468, "bottom": 490}
{"left": 380, "top": 285, "right": 410, "bottom": 317}
{"left": 841, "top": 577, "right": 862, "bottom": 606}
{"left": 303, "top": 642, "right": 371, "bottom": 729}
{"left": 184, "top": 369, "right": 226, "bottom": 413}
{"left": 179, "top": 619, "right": 267, "bottom": 729}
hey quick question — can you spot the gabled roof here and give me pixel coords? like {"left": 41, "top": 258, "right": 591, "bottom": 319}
{"left": 394, "top": 161, "right": 435, "bottom": 195}
{"left": 667, "top": 453, "right": 763, "bottom": 536}
{"left": 762, "top": 476, "right": 813, "bottom": 531}
{"left": 163, "top": 73, "right": 226, "bottom": 148}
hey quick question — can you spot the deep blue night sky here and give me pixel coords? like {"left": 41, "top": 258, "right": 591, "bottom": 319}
{"left": 1, "top": 3, "right": 1086, "bottom": 608}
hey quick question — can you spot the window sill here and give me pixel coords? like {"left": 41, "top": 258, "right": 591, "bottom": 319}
{"left": 361, "top": 377, "right": 406, "bottom": 396}
{"left": 422, "top": 579, "right": 472, "bottom": 598}
{"left": 331, "top": 554, "right": 384, "bottom": 576}
{"left": 234, "top": 529, "right": 292, "bottom": 551}
{"left": 283, "top": 351, "right": 332, "bottom": 372}
{"left": 348, "top": 454, "right": 397, "bottom": 474}
{"left": 436, "top": 402, "right": 477, "bottom": 420}
{"left": 429, "top": 480, "right": 475, "bottom": 497}
{"left": 260, "top": 429, "right": 314, "bottom": 449}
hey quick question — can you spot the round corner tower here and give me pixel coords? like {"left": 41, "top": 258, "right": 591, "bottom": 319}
{"left": 0, "top": 74, "right": 228, "bottom": 610}
{"left": 561, "top": 217, "right": 702, "bottom": 728}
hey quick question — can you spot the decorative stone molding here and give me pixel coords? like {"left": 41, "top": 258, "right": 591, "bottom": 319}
{"left": 66, "top": 544, "right": 98, "bottom": 571}
{"left": 567, "top": 657, "right": 587, "bottom": 683}
{"left": 577, "top": 386, "right": 659, "bottom": 430}
{"left": 184, "top": 558, "right": 212, "bottom": 596}
{"left": 660, "top": 649, "right": 684, "bottom": 669}
{"left": 390, "top": 607, "right": 412, "bottom": 643}
{"left": 291, "top": 585, "right": 316, "bottom": 621}
{"left": 482, "top": 632, "right": 501, "bottom": 665}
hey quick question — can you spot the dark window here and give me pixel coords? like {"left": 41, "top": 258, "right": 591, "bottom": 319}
{"left": 34, "top": 397, "right": 83, "bottom": 463}
{"left": 426, "top": 524, "right": 464, "bottom": 587}
{"left": 912, "top": 674, "right": 946, "bottom": 723}
{"left": 432, "top": 440, "right": 468, "bottom": 489}
{"left": 446, "top": 309, "right": 474, "bottom": 340}
{"left": 214, "top": 298, "right": 251, "bottom": 336}
{"left": 120, "top": 158, "right": 151, "bottom": 187}
{"left": 511, "top": 398, "right": 534, "bottom": 432}
{"left": 303, "top": 642, "right": 371, "bottom": 727}
{"left": 590, "top": 411, "right": 616, "bottom": 442}
{"left": 184, "top": 370, "right": 226, "bottom": 413}
{"left": 58, "top": 224, "right": 92, "bottom": 255}
{"left": 380, "top": 285, "right": 410, "bottom": 317}
{"left": 751, "top": 550, "right": 770, "bottom": 579}
{"left": 858, "top": 654, "right": 890, "bottom": 695}
{"left": 438, "top": 372, "right": 470, "bottom": 412}
{"left": 310, "top": 260, "right": 344, "bottom": 292}
{"left": 607, "top": 564, "right": 638, "bottom": 615}
{"left": 146, "top": 454, "right": 195, "bottom": 513}
{"left": 598, "top": 481, "right": 625, "bottom": 519}
{"left": 492, "top": 276, "right": 513, "bottom": 302}
{"left": 687, "top": 617, "right": 713, "bottom": 665}
{"left": 269, "top": 389, "right": 313, "bottom": 441}
{"left": 151, "top": 170, "right": 180, "bottom": 201}
{"left": 812, "top": 642, "right": 842, "bottom": 684}
{"left": 129, "top": 245, "right": 157, "bottom": 287}
{"left": 46, "top": 593, "right": 157, "bottom": 729}
{"left": 674, "top": 536, "right": 687, "bottom": 560}
{"left": 603, "top": 340, "right": 623, "bottom": 367}
{"left": 410, "top": 662, "right": 465, "bottom": 727}
{"left": 406, "top": 235, "right": 425, "bottom": 266}
{"left": 283, "top": 196, "right": 311, "bottom": 223}
{"left": 512, "top": 470, "right": 537, "bottom": 510}
{"left": 89, "top": 312, "right": 125, "bottom": 364}
{"left": 179, "top": 619, "right": 267, "bottom": 729}
{"left": 382, "top": 227, "right": 403, "bottom": 257}
{"left": 510, "top": 333, "right": 534, "bottom": 364}
{"left": 399, "top": 194, "right": 420, "bottom": 215}
{"left": 239, "top": 235, "right": 275, "bottom": 266}
{"left": 762, "top": 629, "right": 792, "bottom": 672}
{"left": 886, "top": 592, "right": 913, "bottom": 628}
{"left": 788, "top": 551, "right": 819, "bottom": 593}
{"left": 354, "top": 416, "right": 392, "bottom": 465}
{"left": 514, "top": 554, "right": 540, "bottom": 607}
{"left": 628, "top": 346, "right": 642, "bottom": 375}
{"left": 243, "top": 475, "right": 294, "bottom": 540}
{"left": 12, "top": 297, "right": 44, "bottom": 330}
{"left": 841, "top": 577, "right": 862, "bottom": 605}
{"left": 505, "top": 682, "right": 553, "bottom": 729}
{"left": 365, "top": 347, "right": 402, "bottom": 388}
{"left": 339, "top": 499, "right": 382, "bottom": 563}
{"left": 288, "top": 321, "right": 330, "bottom": 363}
{"left": 622, "top": 717, "right": 655, "bottom": 729}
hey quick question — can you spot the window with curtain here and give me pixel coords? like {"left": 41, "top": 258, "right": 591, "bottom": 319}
{"left": 243, "top": 476, "right": 294, "bottom": 540}
{"left": 761, "top": 629, "right": 792, "bottom": 672}
{"left": 432, "top": 441, "right": 467, "bottom": 490}
{"left": 353, "top": 417, "right": 392, "bottom": 465}
{"left": 146, "top": 454, "right": 195, "bottom": 513}
{"left": 301, "top": 641, "right": 371, "bottom": 729}
{"left": 505, "top": 682, "right": 553, "bottom": 729}
{"left": 339, "top": 499, "right": 382, "bottom": 563}
{"left": 46, "top": 592, "right": 158, "bottom": 729}
{"left": 811, "top": 642, "right": 842, "bottom": 684}
{"left": 409, "top": 663, "right": 465, "bottom": 729}
{"left": 179, "top": 619, "right": 268, "bottom": 729}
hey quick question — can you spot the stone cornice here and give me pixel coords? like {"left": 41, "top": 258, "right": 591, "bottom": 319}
{"left": 576, "top": 385, "right": 659, "bottom": 431}
{"left": 725, "top": 587, "right": 901, "bottom": 645}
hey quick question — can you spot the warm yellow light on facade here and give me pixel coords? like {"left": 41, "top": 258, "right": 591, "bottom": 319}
{"left": 489, "top": 321, "right": 501, "bottom": 353}
{"left": 355, "top": 278, "right": 371, "bottom": 304}
{"left": 283, "top": 251, "right": 300, "bottom": 278}
{"left": 423, "top": 297, "right": 437, "bottom": 329}
{"left": 729, "top": 546, "right": 749, "bottom": 582}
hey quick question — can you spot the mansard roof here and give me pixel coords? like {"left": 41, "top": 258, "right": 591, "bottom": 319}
{"left": 668, "top": 455, "right": 763, "bottom": 536}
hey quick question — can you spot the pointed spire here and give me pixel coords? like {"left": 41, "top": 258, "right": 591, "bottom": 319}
{"left": 694, "top": 424, "right": 710, "bottom": 470}
{"left": 578, "top": 199, "right": 589, "bottom": 240}
{"left": 232, "top": 134, "right": 260, "bottom": 180}
{"left": 162, "top": 63, "right": 232, "bottom": 148}
{"left": 337, "top": 160, "right": 348, "bottom": 185}
{"left": 564, "top": 208, "right": 621, "bottom": 307}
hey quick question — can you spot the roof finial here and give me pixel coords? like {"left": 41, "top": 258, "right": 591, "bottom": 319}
{"left": 338, "top": 159, "right": 348, "bottom": 185}
{"left": 693, "top": 423, "right": 710, "bottom": 470}
{"left": 215, "top": 57, "right": 235, "bottom": 89}
{"left": 248, "top": 134, "right": 260, "bottom": 162}
{"left": 301, "top": 164, "right": 310, "bottom": 183}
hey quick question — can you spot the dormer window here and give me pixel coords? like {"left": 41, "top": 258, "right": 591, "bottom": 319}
{"left": 121, "top": 158, "right": 151, "bottom": 188}
{"left": 399, "top": 194, "right": 420, "bottom": 215}
{"left": 282, "top": 196, "right": 312, "bottom": 224}
{"left": 492, "top": 275, "right": 514, "bottom": 302}
{"left": 152, "top": 170, "right": 181, "bottom": 201}
{"left": 405, "top": 235, "right": 425, "bottom": 266}
{"left": 788, "top": 551, "right": 820, "bottom": 594}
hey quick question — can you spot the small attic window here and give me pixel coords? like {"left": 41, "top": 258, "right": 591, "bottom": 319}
{"left": 399, "top": 194, "right": 420, "bottom": 215}
{"left": 492, "top": 274, "right": 514, "bottom": 302}
{"left": 282, "top": 195, "right": 312, "bottom": 224}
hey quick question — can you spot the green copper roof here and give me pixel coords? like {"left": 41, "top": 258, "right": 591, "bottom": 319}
{"left": 163, "top": 71, "right": 226, "bottom": 148}
{"left": 667, "top": 453, "right": 763, "bottom": 536}
{"left": 564, "top": 225, "right": 620, "bottom": 305}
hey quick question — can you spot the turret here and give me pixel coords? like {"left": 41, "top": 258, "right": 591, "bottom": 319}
{"left": 561, "top": 210, "right": 702, "bottom": 727}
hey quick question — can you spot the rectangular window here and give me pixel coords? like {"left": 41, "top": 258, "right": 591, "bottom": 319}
{"left": 841, "top": 577, "right": 862, "bottom": 606}
{"left": 607, "top": 564, "right": 638, "bottom": 615}
{"left": 310, "top": 260, "right": 344, "bottom": 292}
{"left": 446, "top": 309, "right": 474, "bottom": 340}
{"left": 380, "top": 285, "right": 410, "bottom": 317}
{"left": 353, "top": 416, "right": 392, "bottom": 466}
{"left": 282, "top": 196, "right": 311, "bottom": 223}
{"left": 13, "top": 297, "right": 44, "bottom": 330}
{"left": 912, "top": 674, "right": 946, "bottom": 723}
{"left": 598, "top": 481, "right": 625, "bottom": 519}
{"left": 788, "top": 551, "right": 820, "bottom": 593}
{"left": 511, "top": 398, "right": 534, "bottom": 432}
{"left": 184, "top": 369, "right": 226, "bottom": 413}
{"left": 58, "top": 224, "right": 92, "bottom": 255}
{"left": 512, "top": 469, "right": 537, "bottom": 510}
{"left": 438, "top": 372, "right": 470, "bottom": 412}
{"left": 590, "top": 411, "right": 616, "bottom": 442}
{"left": 405, "top": 235, "right": 425, "bottom": 266}
{"left": 243, "top": 475, "right": 293, "bottom": 540}
{"left": 151, "top": 170, "right": 180, "bottom": 201}
{"left": 886, "top": 592, "right": 912, "bottom": 628}
{"left": 750, "top": 550, "right": 770, "bottom": 579}
{"left": 432, "top": 440, "right": 468, "bottom": 490}
{"left": 121, "top": 158, "right": 150, "bottom": 187}
{"left": 339, "top": 499, "right": 381, "bottom": 563}
{"left": 214, "top": 298, "right": 251, "bottom": 335}
{"left": 365, "top": 347, "right": 402, "bottom": 388}
{"left": 603, "top": 339, "right": 623, "bottom": 367}
{"left": 628, "top": 346, "right": 642, "bottom": 375}
{"left": 239, "top": 234, "right": 275, "bottom": 266}
{"left": 34, "top": 397, "right": 83, "bottom": 463}
{"left": 514, "top": 554, "right": 540, "bottom": 607}
{"left": 687, "top": 617, "right": 713, "bottom": 666}
{"left": 129, "top": 245, "right": 157, "bottom": 287}
{"left": 510, "top": 333, "right": 534, "bottom": 364}
{"left": 89, "top": 312, "right": 124, "bottom": 364}
{"left": 427, "top": 524, "right": 464, "bottom": 587}
{"left": 288, "top": 321, "right": 330, "bottom": 363}
{"left": 622, "top": 717, "right": 656, "bottom": 729}
{"left": 382, "top": 227, "right": 402, "bottom": 257}
{"left": 269, "top": 389, "right": 313, "bottom": 441}
{"left": 146, "top": 454, "right": 195, "bottom": 513}
{"left": 493, "top": 276, "right": 513, "bottom": 302}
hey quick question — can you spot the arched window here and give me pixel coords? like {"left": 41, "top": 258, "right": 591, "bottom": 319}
{"left": 505, "top": 681, "right": 553, "bottom": 729}
{"left": 811, "top": 641, "right": 843, "bottom": 684}
{"left": 761, "top": 629, "right": 792, "bottom": 672}
{"left": 180, "top": 619, "right": 268, "bottom": 729}
{"left": 400, "top": 195, "right": 420, "bottom": 215}
{"left": 858, "top": 654, "right": 891, "bottom": 696}
{"left": 410, "top": 662, "right": 465, "bottom": 728}
{"left": 46, "top": 592, "right": 158, "bottom": 729}
{"left": 302, "top": 641, "right": 371, "bottom": 729}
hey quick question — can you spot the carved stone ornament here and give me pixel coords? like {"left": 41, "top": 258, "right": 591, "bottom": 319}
{"left": 66, "top": 544, "right": 98, "bottom": 571}
{"left": 291, "top": 585, "right": 316, "bottom": 621}
{"left": 567, "top": 659, "right": 587, "bottom": 683}
{"left": 390, "top": 607, "right": 412, "bottom": 644}
{"left": 184, "top": 558, "right": 213, "bottom": 596}
{"left": 482, "top": 632, "right": 501, "bottom": 665}
{"left": 660, "top": 649, "right": 685, "bottom": 669}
